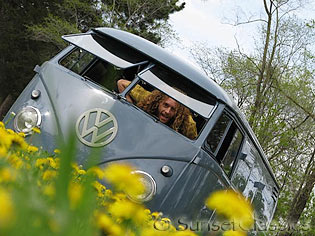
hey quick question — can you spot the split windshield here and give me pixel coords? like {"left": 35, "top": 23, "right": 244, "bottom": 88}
{"left": 60, "top": 32, "right": 217, "bottom": 139}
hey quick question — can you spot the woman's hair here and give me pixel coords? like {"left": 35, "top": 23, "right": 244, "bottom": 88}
{"left": 136, "top": 89, "right": 192, "bottom": 136}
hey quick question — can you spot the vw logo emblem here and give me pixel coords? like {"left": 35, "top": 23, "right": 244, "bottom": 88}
{"left": 76, "top": 108, "right": 118, "bottom": 147}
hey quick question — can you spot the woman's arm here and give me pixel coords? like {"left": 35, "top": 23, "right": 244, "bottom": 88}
{"left": 117, "top": 79, "right": 151, "bottom": 104}
{"left": 117, "top": 79, "right": 133, "bottom": 103}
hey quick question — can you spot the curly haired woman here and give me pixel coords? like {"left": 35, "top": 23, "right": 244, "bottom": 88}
{"left": 117, "top": 79, "right": 197, "bottom": 139}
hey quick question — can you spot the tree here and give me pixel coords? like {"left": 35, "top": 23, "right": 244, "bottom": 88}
{"left": 0, "top": 0, "right": 185, "bottom": 119}
{"left": 190, "top": 0, "right": 315, "bottom": 235}
{"left": 0, "top": 0, "right": 60, "bottom": 117}
{"left": 0, "top": 0, "right": 104, "bottom": 118}
{"left": 101, "top": 0, "right": 185, "bottom": 44}
{"left": 26, "top": 0, "right": 106, "bottom": 50}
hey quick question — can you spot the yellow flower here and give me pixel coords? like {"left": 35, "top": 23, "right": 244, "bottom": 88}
{"left": 0, "top": 129, "right": 12, "bottom": 148}
{"left": 71, "top": 163, "right": 86, "bottom": 175}
{"left": 68, "top": 182, "right": 83, "bottom": 209}
{"left": 6, "top": 129, "right": 15, "bottom": 135}
{"left": 18, "top": 132, "right": 26, "bottom": 137}
{"left": 153, "top": 218, "right": 172, "bottom": 231}
{"left": 152, "top": 212, "right": 163, "bottom": 220}
{"left": 71, "top": 163, "right": 79, "bottom": 170}
{"left": 0, "top": 146, "right": 7, "bottom": 157}
{"left": 42, "top": 170, "right": 57, "bottom": 181}
{"left": 43, "top": 184, "right": 56, "bottom": 198}
{"left": 8, "top": 154, "right": 24, "bottom": 169}
{"left": 36, "top": 158, "right": 49, "bottom": 169}
{"left": 32, "top": 127, "right": 41, "bottom": 134}
{"left": 0, "top": 167, "right": 17, "bottom": 182}
{"left": 11, "top": 134, "right": 28, "bottom": 150}
{"left": 108, "top": 200, "right": 137, "bottom": 219}
{"left": 27, "top": 145, "right": 39, "bottom": 152}
{"left": 223, "top": 230, "right": 247, "bottom": 236}
{"left": 105, "top": 189, "right": 113, "bottom": 198}
{"left": 0, "top": 121, "right": 4, "bottom": 128}
{"left": 47, "top": 157, "right": 59, "bottom": 169}
{"left": 54, "top": 149, "right": 61, "bottom": 154}
{"left": 96, "top": 213, "right": 123, "bottom": 235}
{"left": 103, "top": 163, "right": 145, "bottom": 197}
{"left": 93, "top": 181, "right": 106, "bottom": 197}
{"left": 144, "top": 209, "right": 151, "bottom": 215}
{"left": 108, "top": 199, "right": 148, "bottom": 224}
{"left": 88, "top": 166, "right": 105, "bottom": 179}
{"left": 206, "top": 189, "right": 254, "bottom": 230}
{"left": 0, "top": 188, "right": 15, "bottom": 228}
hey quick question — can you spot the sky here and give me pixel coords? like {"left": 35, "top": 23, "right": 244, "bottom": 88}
{"left": 166, "top": 0, "right": 315, "bottom": 65}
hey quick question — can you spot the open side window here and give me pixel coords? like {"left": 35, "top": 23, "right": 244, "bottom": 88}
{"left": 205, "top": 111, "right": 244, "bottom": 176}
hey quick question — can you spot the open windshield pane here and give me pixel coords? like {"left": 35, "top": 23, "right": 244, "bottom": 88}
{"left": 62, "top": 32, "right": 149, "bottom": 69}
{"left": 62, "top": 33, "right": 133, "bottom": 68}
{"left": 138, "top": 68, "right": 216, "bottom": 118}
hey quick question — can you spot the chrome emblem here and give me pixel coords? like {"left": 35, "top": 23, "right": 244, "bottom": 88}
{"left": 76, "top": 108, "right": 118, "bottom": 147}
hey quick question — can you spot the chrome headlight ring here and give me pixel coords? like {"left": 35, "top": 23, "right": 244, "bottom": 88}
{"left": 13, "top": 106, "right": 42, "bottom": 134}
{"left": 128, "top": 170, "right": 157, "bottom": 203}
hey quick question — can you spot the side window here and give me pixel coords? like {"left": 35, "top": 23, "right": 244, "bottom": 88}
{"left": 206, "top": 113, "right": 231, "bottom": 153}
{"left": 231, "top": 140, "right": 253, "bottom": 192}
{"left": 206, "top": 111, "right": 243, "bottom": 176}
{"left": 60, "top": 48, "right": 95, "bottom": 74}
{"left": 221, "top": 128, "right": 243, "bottom": 174}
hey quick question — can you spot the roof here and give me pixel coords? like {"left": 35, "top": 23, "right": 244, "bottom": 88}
{"left": 93, "top": 27, "right": 236, "bottom": 108}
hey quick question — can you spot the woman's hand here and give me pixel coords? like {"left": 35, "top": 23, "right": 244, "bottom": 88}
{"left": 117, "top": 79, "right": 133, "bottom": 103}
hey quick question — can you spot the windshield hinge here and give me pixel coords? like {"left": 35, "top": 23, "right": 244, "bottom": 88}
{"left": 33, "top": 65, "right": 41, "bottom": 73}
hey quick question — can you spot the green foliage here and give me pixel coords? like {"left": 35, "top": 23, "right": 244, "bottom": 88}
{"left": 190, "top": 2, "right": 315, "bottom": 233}
{"left": 26, "top": 14, "right": 80, "bottom": 50}
{"left": 101, "top": 0, "right": 184, "bottom": 44}
{"left": 0, "top": 0, "right": 184, "bottom": 117}
{"left": 0, "top": 137, "right": 98, "bottom": 236}
{"left": 0, "top": 1, "right": 56, "bottom": 100}
{"left": 26, "top": 0, "right": 105, "bottom": 49}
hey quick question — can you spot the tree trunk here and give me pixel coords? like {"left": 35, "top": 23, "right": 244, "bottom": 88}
{"left": 279, "top": 148, "right": 315, "bottom": 236}
{"left": 0, "top": 93, "right": 13, "bottom": 120}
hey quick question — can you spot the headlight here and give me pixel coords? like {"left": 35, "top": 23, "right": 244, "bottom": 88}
{"left": 14, "top": 106, "right": 41, "bottom": 134}
{"left": 128, "top": 170, "right": 156, "bottom": 203}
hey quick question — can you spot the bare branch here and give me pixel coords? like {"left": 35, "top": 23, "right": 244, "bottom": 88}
{"left": 223, "top": 18, "right": 268, "bottom": 26}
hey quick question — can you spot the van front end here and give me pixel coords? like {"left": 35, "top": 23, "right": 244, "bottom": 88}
{"left": 3, "top": 50, "right": 210, "bottom": 220}
{"left": 3, "top": 27, "right": 280, "bottom": 233}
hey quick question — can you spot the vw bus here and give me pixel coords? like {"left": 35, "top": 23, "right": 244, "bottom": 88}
{"left": 3, "top": 28, "right": 279, "bottom": 233}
